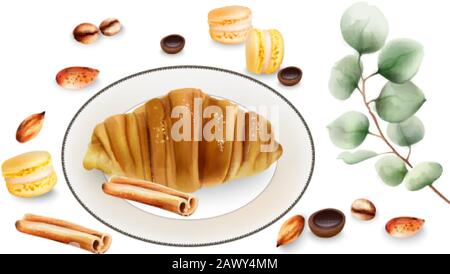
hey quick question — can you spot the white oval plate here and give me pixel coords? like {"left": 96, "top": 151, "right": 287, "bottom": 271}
{"left": 62, "top": 66, "right": 314, "bottom": 246}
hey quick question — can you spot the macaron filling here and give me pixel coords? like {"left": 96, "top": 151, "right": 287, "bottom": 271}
{"left": 262, "top": 30, "right": 272, "bottom": 73}
{"left": 5, "top": 165, "right": 54, "bottom": 184}
{"left": 209, "top": 18, "right": 252, "bottom": 31}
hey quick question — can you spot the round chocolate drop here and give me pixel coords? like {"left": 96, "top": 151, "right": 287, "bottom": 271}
{"left": 308, "top": 208, "right": 345, "bottom": 238}
{"left": 277, "top": 66, "right": 302, "bottom": 86}
{"left": 160, "top": 34, "right": 185, "bottom": 54}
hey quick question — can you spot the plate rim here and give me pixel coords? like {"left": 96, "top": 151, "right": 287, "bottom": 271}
{"left": 61, "top": 65, "right": 315, "bottom": 247}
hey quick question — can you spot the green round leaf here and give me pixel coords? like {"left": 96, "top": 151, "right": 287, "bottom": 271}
{"left": 387, "top": 116, "right": 425, "bottom": 147}
{"left": 378, "top": 39, "right": 424, "bottom": 83}
{"left": 329, "top": 55, "right": 362, "bottom": 100}
{"left": 375, "top": 155, "right": 408, "bottom": 186}
{"left": 327, "top": 111, "right": 370, "bottom": 149}
{"left": 404, "top": 162, "right": 443, "bottom": 191}
{"left": 338, "top": 150, "right": 378, "bottom": 164}
{"left": 340, "top": 2, "right": 388, "bottom": 54}
{"left": 375, "top": 81, "right": 426, "bottom": 123}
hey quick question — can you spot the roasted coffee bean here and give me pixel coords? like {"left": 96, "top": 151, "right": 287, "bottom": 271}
{"left": 351, "top": 198, "right": 376, "bottom": 221}
{"left": 99, "top": 18, "right": 121, "bottom": 36}
{"left": 73, "top": 23, "right": 99, "bottom": 44}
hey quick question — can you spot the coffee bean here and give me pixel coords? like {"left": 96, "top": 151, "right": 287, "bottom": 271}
{"left": 73, "top": 23, "right": 99, "bottom": 44}
{"left": 308, "top": 208, "right": 345, "bottom": 238}
{"left": 351, "top": 198, "right": 376, "bottom": 221}
{"left": 100, "top": 18, "right": 121, "bottom": 36}
{"left": 160, "top": 34, "right": 185, "bottom": 54}
{"left": 277, "top": 66, "right": 303, "bottom": 86}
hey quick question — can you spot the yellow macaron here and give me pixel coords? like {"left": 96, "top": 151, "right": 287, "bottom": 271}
{"left": 246, "top": 29, "right": 284, "bottom": 74}
{"left": 2, "top": 151, "right": 57, "bottom": 198}
{"left": 208, "top": 6, "right": 252, "bottom": 44}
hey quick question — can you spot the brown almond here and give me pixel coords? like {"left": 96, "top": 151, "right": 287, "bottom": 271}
{"left": 277, "top": 215, "right": 305, "bottom": 247}
{"left": 385, "top": 217, "right": 425, "bottom": 238}
{"left": 16, "top": 112, "right": 45, "bottom": 143}
{"left": 56, "top": 67, "right": 99, "bottom": 90}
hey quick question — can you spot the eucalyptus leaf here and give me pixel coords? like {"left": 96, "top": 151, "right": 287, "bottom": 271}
{"left": 378, "top": 39, "right": 424, "bottom": 83}
{"left": 375, "top": 155, "right": 408, "bottom": 186}
{"left": 329, "top": 55, "right": 362, "bottom": 100}
{"left": 375, "top": 81, "right": 426, "bottom": 123}
{"left": 327, "top": 111, "right": 370, "bottom": 149}
{"left": 404, "top": 162, "right": 443, "bottom": 191}
{"left": 387, "top": 116, "right": 425, "bottom": 147}
{"left": 338, "top": 150, "right": 378, "bottom": 164}
{"left": 340, "top": 2, "right": 389, "bottom": 54}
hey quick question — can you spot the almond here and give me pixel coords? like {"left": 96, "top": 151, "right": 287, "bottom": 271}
{"left": 277, "top": 215, "right": 305, "bottom": 247}
{"left": 16, "top": 112, "right": 45, "bottom": 143}
{"left": 56, "top": 67, "right": 99, "bottom": 90}
{"left": 385, "top": 217, "right": 425, "bottom": 238}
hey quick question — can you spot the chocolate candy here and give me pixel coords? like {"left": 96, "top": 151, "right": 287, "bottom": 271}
{"left": 73, "top": 23, "right": 99, "bottom": 44}
{"left": 160, "top": 34, "right": 185, "bottom": 54}
{"left": 277, "top": 66, "right": 302, "bottom": 86}
{"left": 308, "top": 208, "right": 345, "bottom": 238}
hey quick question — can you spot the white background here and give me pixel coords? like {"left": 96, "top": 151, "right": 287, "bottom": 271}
{"left": 1, "top": 0, "right": 449, "bottom": 254}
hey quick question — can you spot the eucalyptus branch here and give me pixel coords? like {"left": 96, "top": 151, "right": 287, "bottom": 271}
{"left": 329, "top": 3, "right": 448, "bottom": 205}
{"left": 360, "top": 76, "right": 450, "bottom": 204}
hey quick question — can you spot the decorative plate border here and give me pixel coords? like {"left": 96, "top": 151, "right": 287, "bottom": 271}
{"left": 61, "top": 65, "right": 315, "bottom": 247}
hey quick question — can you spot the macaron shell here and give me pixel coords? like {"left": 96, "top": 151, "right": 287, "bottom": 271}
{"left": 209, "top": 28, "right": 250, "bottom": 44}
{"left": 6, "top": 171, "right": 57, "bottom": 198}
{"left": 2, "top": 151, "right": 51, "bottom": 176}
{"left": 265, "top": 29, "right": 284, "bottom": 74}
{"left": 246, "top": 29, "right": 265, "bottom": 74}
{"left": 208, "top": 6, "right": 251, "bottom": 23}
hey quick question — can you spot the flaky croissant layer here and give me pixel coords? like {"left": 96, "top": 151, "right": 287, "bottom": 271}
{"left": 83, "top": 88, "right": 282, "bottom": 192}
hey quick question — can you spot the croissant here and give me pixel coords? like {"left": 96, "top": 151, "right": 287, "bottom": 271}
{"left": 83, "top": 88, "right": 282, "bottom": 192}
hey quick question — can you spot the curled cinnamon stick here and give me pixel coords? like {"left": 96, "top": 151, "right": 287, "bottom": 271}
{"left": 15, "top": 214, "right": 111, "bottom": 254}
{"left": 103, "top": 176, "right": 198, "bottom": 216}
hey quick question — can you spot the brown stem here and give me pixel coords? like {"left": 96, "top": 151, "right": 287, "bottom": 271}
{"left": 429, "top": 185, "right": 450, "bottom": 204}
{"left": 360, "top": 73, "right": 450, "bottom": 204}
{"left": 368, "top": 132, "right": 382, "bottom": 138}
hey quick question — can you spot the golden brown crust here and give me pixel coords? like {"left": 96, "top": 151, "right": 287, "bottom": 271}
{"left": 134, "top": 106, "right": 153, "bottom": 181}
{"left": 168, "top": 89, "right": 201, "bottom": 192}
{"left": 105, "top": 115, "right": 135, "bottom": 176}
{"left": 126, "top": 113, "right": 144, "bottom": 179}
{"left": 199, "top": 97, "right": 236, "bottom": 186}
{"left": 83, "top": 88, "right": 283, "bottom": 192}
{"left": 224, "top": 108, "right": 245, "bottom": 181}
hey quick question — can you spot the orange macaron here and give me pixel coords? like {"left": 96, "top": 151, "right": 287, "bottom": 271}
{"left": 2, "top": 151, "right": 57, "bottom": 198}
{"left": 208, "top": 6, "right": 252, "bottom": 44}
